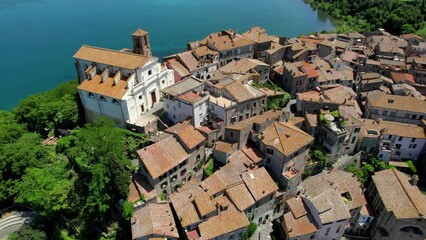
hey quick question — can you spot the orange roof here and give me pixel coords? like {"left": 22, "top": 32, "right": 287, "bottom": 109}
{"left": 302, "top": 62, "right": 319, "bottom": 78}
{"left": 401, "top": 33, "right": 422, "bottom": 40}
{"left": 132, "top": 28, "right": 148, "bottom": 36}
{"left": 199, "top": 31, "right": 254, "bottom": 52}
{"left": 198, "top": 208, "right": 249, "bottom": 239}
{"left": 131, "top": 203, "right": 179, "bottom": 239}
{"left": 194, "top": 193, "right": 217, "bottom": 217}
{"left": 177, "top": 91, "right": 204, "bottom": 104}
{"left": 165, "top": 123, "right": 205, "bottom": 150}
{"left": 283, "top": 197, "right": 317, "bottom": 238}
{"left": 74, "top": 45, "right": 148, "bottom": 69}
{"left": 241, "top": 167, "right": 278, "bottom": 201}
{"left": 226, "top": 183, "right": 255, "bottom": 211}
{"left": 169, "top": 181, "right": 204, "bottom": 228}
{"left": 390, "top": 72, "right": 415, "bottom": 84}
{"left": 261, "top": 122, "right": 314, "bottom": 156}
{"left": 137, "top": 137, "right": 189, "bottom": 179}
{"left": 78, "top": 74, "right": 129, "bottom": 99}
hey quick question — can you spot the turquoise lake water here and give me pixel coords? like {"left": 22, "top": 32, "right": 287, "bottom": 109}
{"left": 0, "top": 0, "right": 334, "bottom": 110}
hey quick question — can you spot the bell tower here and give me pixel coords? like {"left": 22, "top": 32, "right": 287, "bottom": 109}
{"left": 132, "top": 28, "right": 151, "bottom": 57}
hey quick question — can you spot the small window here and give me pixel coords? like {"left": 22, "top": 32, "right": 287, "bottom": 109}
{"left": 100, "top": 96, "right": 107, "bottom": 102}
{"left": 112, "top": 99, "right": 119, "bottom": 105}
{"left": 148, "top": 70, "right": 152, "bottom": 75}
{"left": 266, "top": 148, "right": 274, "bottom": 155}
{"left": 354, "top": 128, "right": 360, "bottom": 133}
{"left": 351, "top": 136, "right": 356, "bottom": 144}
{"left": 162, "top": 79, "right": 165, "bottom": 84}
{"left": 139, "top": 95, "right": 143, "bottom": 100}
{"left": 398, "top": 136, "right": 403, "bottom": 141}
{"left": 88, "top": 92, "right": 95, "bottom": 98}
{"left": 412, "top": 138, "right": 416, "bottom": 143}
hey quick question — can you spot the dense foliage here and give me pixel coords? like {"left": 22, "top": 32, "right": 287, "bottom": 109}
{"left": 304, "top": 0, "right": 426, "bottom": 36}
{"left": 12, "top": 80, "right": 82, "bottom": 136}
{"left": 0, "top": 81, "right": 149, "bottom": 239}
{"left": 346, "top": 157, "right": 393, "bottom": 185}
{"left": 204, "top": 158, "right": 215, "bottom": 177}
{"left": 8, "top": 225, "right": 47, "bottom": 240}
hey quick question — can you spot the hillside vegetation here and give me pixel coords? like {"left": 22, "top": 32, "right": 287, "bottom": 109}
{"left": 305, "top": 0, "right": 426, "bottom": 36}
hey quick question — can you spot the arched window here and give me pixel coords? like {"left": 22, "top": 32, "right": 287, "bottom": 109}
{"left": 99, "top": 96, "right": 107, "bottom": 102}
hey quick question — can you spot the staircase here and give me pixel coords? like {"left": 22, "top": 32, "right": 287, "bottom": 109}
{"left": 0, "top": 212, "right": 36, "bottom": 239}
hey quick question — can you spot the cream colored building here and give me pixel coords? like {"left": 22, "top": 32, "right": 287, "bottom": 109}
{"left": 74, "top": 29, "right": 175, "bottom": 128}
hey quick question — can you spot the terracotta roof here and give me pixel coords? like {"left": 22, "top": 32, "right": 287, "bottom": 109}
{"left": 77, "top": 73, "right": 129, "bottom": 99}
{"left": 226, "top": 110, "right": 283, "bottom": 130}
{"left": 226, "top": 183, "right": 255, "bottom": 211}
{"left": 169, "top": 180, "right": 204, "bottom": 227}
{"left": 167, "top": 58, "right": 191, "bottom": 77}
{"left": 241, "top": 167, "right": 278, "bottom": 201}
{"left": 219, "top": 59, "right": 269, "bottom": 75}
{"left": 261, "top": 122, "right": 314, "bottom": 156}
{"left": 200, "top": 174, "right": 227, "bottom": 197}
{"left": 265, "top": 42, "right": 285, "bottom": 55}
{"left": 194, "top": 193, "right": 217, "bottom": 217}
{"left": 214, "top": 141, "right": 235, "bottom": 153}
{"left": 224, "top": 81, "right": 264, "bottom": 103}
{"left": 197, "top": 30, "right": 254, "bottom": 52}
{"left": 348, "top": 32, "right": 366, "bottom": 39}
{"left": 198, "top": 208, "right": 250, "bottom": 239}
{"left": 165, "top": 123, "right": 206, "bottom": 150}
{"left": 242, "top": 26, "right": 272, "bottom": 44}
{"left": 137, "top": 137, "right": 189, "bottom": 179}
{"left": 362, "top": 118, "right": 426, "bottom": 139}
{"left": 401, "top": 33, "right": 422, "bottom": 40}
{"left": 200, "top": 151, "right": 251, "bottom": 196}
{"left": 367, "top": 91, "right": 426, "bottom": 113}
{"left": 132, "top": 28, "right": 148, "bottom": 36}
{"left": 178, "top": 91, "right": 205, "bottom": 104}
{"left": 283, "top": 197, "right": 317, "bottom": 238}
{"left": 131, "top": 203, "right": 179, "bottom": 239}
{"left": 241, "top": 147, "right": 264, "bottom": 164}
{"left": 391, "top": 72, "right": 415, "bottom": 84}
{"left": 287, "top": 117, "right": 305, "bottom": 126}
{"left": 177, "top": 51, "right": 200, "bottom": 72}
{"left": 301, "top": 170, "right": 365, "bottom": 224}
{"left": 194, "top": 46, "right": 218, "bottom": 56}
{"left": 74, "top": 45, "right": 148, "bottom": 69}
{"left": 372, "top": 169, "right": 426, "bottom": 219}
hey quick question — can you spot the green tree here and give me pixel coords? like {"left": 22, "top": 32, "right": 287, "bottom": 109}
{"left": 204, "top": 158, "right": 214, "bottom": 177}
{"left": 0, "top": 133, "right": 49, "bottom": 201}
{"left": 13, "top": 80, "right": 80, "bottom": 135}
{"left": 122, "top": 201, "right": 134, "bottom": 221}
{"left": 8, "top": 225, "right": 47, "bottom": 240}
{"left": 15, "top": 157, "right": 76, "bottom": 218}
{"left": 0, "top": 111, "right": 27, "bottom": 145}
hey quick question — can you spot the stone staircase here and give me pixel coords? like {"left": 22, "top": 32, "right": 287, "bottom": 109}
{"left": 0, "top": 212, "right": 36, "bottom": 239}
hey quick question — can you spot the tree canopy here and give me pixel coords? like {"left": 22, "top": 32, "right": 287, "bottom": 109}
{"left": 305, "top": 0, "right": 426, "bottom": 36}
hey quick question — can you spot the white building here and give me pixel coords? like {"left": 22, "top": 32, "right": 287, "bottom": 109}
{"left": 162, "top": 77, "right": 209, "bottom": 127}
{"left": 74, "top": 29, "right": 175, "bottom": 128}
{"left": 358, "top": 118, "right": 426, "bottom": 161}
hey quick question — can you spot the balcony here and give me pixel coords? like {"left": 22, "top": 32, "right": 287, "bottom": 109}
{"left": 379, "top": 140, "right": 395, "bottom": 152}
{"left": 283, "top": 167, "right": 300, "bottom": 180}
